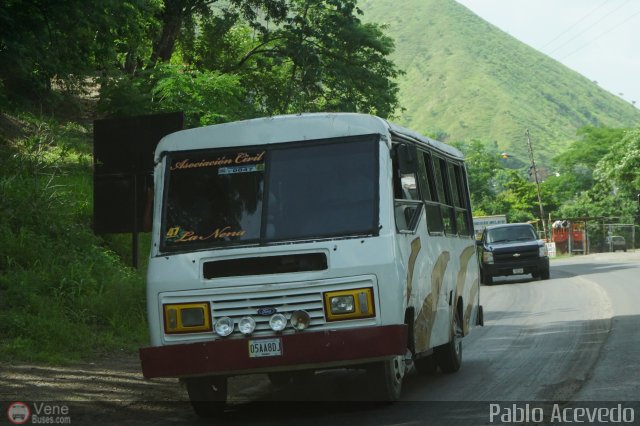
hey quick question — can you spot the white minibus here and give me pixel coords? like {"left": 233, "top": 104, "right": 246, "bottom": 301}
{"left": 139, "top": 113, "right": 483, "bottom": 416}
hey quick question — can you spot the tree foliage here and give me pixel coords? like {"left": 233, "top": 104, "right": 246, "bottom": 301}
{"left": 1, "top": 0, "right": 401, "bottom": 121}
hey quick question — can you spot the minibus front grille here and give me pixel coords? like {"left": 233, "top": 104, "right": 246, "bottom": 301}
{"left": 210, "top": 289, "right": 326, "bottom": 335}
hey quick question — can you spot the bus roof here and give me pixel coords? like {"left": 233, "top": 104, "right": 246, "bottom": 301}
{"left": 155, "top": 113, "right": 463, "bottom": 162}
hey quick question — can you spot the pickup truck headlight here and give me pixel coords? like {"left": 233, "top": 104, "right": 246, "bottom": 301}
{"left": 539, "top": 244, "right": 548, "bottom": 257}
{"left": 482, "top": 251, "right": 494, "bottom": 264}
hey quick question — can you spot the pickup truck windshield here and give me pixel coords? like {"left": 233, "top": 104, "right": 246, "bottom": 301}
{"left": 161, "top": 136, "right": 379, "bottom": 251}
{"left": 486, "top": 225, "right": 537, "bottom": 244}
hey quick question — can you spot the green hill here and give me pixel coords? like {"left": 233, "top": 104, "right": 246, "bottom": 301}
{"left": 360, "top": 0, "right": 640, "bottom": 165}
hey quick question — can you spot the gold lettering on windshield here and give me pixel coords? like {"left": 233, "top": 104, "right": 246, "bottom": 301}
{"left": 166, "top": 226, "right": 246, "bottom": 243}
{"left": 171, "top": 151, "right": 266, "bottom": 171}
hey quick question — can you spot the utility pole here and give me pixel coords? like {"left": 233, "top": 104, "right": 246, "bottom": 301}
{"left": 526, "top": 129, "right": 548, "bottom": 240}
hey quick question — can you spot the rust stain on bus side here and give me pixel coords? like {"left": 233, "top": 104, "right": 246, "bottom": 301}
{"left": 455, "top": 245, "right": 477, "bottom": 335}
{"left": 406, "top": 237, "right": 422, "bottom": 305}
{"left": 414, "top": 251, "right": 450, "bottom": 352}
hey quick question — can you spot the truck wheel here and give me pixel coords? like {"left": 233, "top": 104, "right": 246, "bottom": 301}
{"left": 482, "top": 270, "right": 493, "bottom": 285}
{"left": 435, "top": 310, "right": 462, "bottom": 374}
{"left": 185, "top": 376, "right": 227, "bottom": 418}
{"left": 368, "top": 355, "right": 405, "bottom": 401}
{"left": 540, "top": 267, "right": 550, "bottom": 280}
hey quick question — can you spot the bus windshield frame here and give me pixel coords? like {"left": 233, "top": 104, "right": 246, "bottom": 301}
{"left": 159, "top": 134, "right": 381, "bottom": 253}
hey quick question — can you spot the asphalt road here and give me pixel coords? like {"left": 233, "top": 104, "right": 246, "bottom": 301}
{"left": 2, "top": 251, "right": 639, "bottom": 425}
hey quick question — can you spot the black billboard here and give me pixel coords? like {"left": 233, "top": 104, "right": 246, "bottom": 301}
{"left": 93, "top": 112, "right": 184, "bottom": 234}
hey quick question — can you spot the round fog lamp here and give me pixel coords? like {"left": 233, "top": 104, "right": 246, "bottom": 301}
{"left": 269, "top": 313, "right": 287, "bottom": 332}
{"left": 214, "top": 317, "right": 234, "bottom": 336}
{"left": 290, "top": 310, "right": 311, "bottom": 331}
{"left": 238, "top": 316, "right": 256, "bottom": 335}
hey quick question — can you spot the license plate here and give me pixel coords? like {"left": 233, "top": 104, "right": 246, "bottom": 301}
{"left": 248, "top": 338, "right": 282, "bottom": 358}
{"left": 513, "top": 268, "right": 524, "bottom": 274}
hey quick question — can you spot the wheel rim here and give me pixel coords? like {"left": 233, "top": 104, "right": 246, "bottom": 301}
{"left": 453, "top": 315, "right": 462, "bottom": 357}
{"left": 391, "top": 355, "right": 405, "bottom": 386}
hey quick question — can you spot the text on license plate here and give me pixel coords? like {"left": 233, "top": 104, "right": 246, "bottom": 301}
{"left": 513, "top": 268, "right": 524, "bottom": 274}
{"left": 248, "top": 338, "right": 282, "bottom": 358}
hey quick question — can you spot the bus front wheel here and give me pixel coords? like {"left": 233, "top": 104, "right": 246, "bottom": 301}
{"left": 368, "top": 355, "right": 405, "bottom": 401}
{"left": 184, "top": 376, "right": 227, "bottom": 418}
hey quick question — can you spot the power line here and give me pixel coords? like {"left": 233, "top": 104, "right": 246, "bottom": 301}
{"left": 560, "top": 7, "right": 640, "bottom": 61}
{"left": 545, "top": 0, "right": 633, "bottom": 56}
{"left": 538, "top": 0, "right": 611, "bottom": 51}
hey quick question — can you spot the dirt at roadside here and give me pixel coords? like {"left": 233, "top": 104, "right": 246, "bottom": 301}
{"left": 0, "top": 353, "right": 275, "bottom": 425}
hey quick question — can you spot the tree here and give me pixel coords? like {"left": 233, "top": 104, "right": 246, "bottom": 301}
{"left": 149, "top": 0, "right": 288, "bottom": 65}
{"left": 496, "top": 170, "right": 537, "bottom": 222}
{"left": 0, "top": 0, "right": 160, "bottom": 99}
{"left": 594, "top": 128, "right": 640, "bottom": 213}
{"left": 162, "top": 0, "right": 402, "bottom": 118}
{"left": 552, "top": 126, "right": 627, "bottom": 194}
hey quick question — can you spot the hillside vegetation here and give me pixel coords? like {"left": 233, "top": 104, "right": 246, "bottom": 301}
{"left": 0, "top": 112, "right": 148, "bottom": 363}
{"left": 360, "top": 0, "right": 640, "bottom": 164}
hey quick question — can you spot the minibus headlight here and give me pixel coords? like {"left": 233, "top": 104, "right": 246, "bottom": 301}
{"left": 269, "top": 313, "right": 288, "bottom": 332}
{"left": 290, "top": 310, "right": 311, "bottom": 331}
{"left": 330, "top": 295, "right": 355, "bottom": 314}
{"left": 238, "top": 316, "right": 257, "bottom": 335}
{"left": 163, "top": 302, "right": 211, "bottom": 334}
{"left": 323, "top": 288, "right": 375, "bottom": 321}
{"left": 214, "top": 317, "right": 234, "bottom": 337}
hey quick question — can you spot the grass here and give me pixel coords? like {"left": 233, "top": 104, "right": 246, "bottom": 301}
{"left": 0, "top": 112, "right": 148, "bottom": 363}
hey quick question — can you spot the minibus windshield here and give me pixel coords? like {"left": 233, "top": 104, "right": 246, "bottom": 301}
{"left": 161, "top": 136, "right": 379, "bottom": 251}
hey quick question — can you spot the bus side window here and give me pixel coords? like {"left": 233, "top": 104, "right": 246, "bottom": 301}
{"left": 393, "top": 144, "right": 420, "bottom": 201}
{"left": 419, "top": 151, "right": 444, "bottom": 234}
{"left": 450, "top": 163, "right": 472, "bottom": 236}
{"left": 433, "top": 156, "right": 455, "bottom": 235}
{"left": 393, "top": 144, "right": 422, "bottom": 232}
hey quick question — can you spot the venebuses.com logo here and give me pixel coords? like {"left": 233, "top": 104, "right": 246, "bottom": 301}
{"left": 6, "top": 402, "right": 31, "bottom": 425}
{"left": 5, "top": 401, "right": 71, "bottom": 424}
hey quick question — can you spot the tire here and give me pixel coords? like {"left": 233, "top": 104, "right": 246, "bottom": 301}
{"left": 185, "top": 376, "right": 227, "bottom": 418}
{"left": 482, "top": 270, "right": 493, "bottom": 285}
{"left": 435, "top": 310, "right": 463, "bottom": 374}
{"left": 368, "top": 355, "right": 405, "bottom": 401}
{"left": 540, "top": 267, "right": 550, "bottom": 280}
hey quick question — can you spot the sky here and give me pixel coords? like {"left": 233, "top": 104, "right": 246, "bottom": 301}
{"left": 455, "top": 0, "right": 640, "bottom": 108}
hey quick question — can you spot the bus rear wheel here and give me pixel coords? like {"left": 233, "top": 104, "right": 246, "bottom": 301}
{"left": 435, "top": 311, "right": 463, "bottom": 373}
{"left": 184, "top": 376, "right": 227, "bottom": 418}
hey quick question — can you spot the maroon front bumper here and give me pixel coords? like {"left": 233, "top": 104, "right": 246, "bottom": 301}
{"left": 140, "top": 324, "right": 407, "bottom": 379}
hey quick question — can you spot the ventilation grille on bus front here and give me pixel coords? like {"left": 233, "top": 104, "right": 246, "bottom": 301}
{"left": 203, "top": 253, "right": 328, "bottom": 279}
